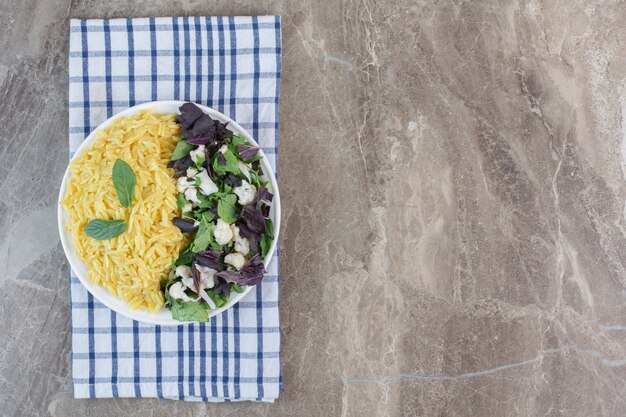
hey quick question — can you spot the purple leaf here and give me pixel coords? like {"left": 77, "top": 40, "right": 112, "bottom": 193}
{"left": 237, "top": 222, "right": 260, "bottom": 255}
{"left": 191, "top": 263, "right": 202, "bottom": 293}
{"left": 214, "top": 278, "right": 231, "bottom": 298}
{"left": 216, "top": 270, "right": 241, "bottom": 282}
{"left": 216, "top": 254, "right": 266, "bottom": 286}
{"left": 191, "top": 114, "right": 215, "bottom": 137}
{"left": 237, "top": 145, "right": 260, "bottom": 161}
{"left": 186, "top": 132, "right": 216, "bottom": 145}
{"left": 173, "top": 217, "right": 198, "bottom": 233}
{"left": 167, "top": 155, "right": 192, "bottom": 170}
{"left": 224, "top": 174, "right": 242, "bottom": 187}
{"left": 173, "top": 168, "right": 187, "bottom": 179}
{"left": 241, "top": 204, "right": 266, "bottom": 234}
{"left": 255, "top": 187, "right": 274, "bottom": 203}
{"left": 195, "top": 250, "right": 224, "bottom": 269}
{"left": 178, "top": 103, "right": 204, "bottom": 129}
{"left": 216, "top": 121, "right": 232, "bottom": 140}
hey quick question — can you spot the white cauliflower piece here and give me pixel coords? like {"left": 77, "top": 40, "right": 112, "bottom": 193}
{"left": 225, "top": 252, "right": 246, "bottom": 271}
{"left": 214, "top": 218, "right": 233, "bottom": 245}
{"left": 233, "top": 180, "right": 256, "bottom": 206}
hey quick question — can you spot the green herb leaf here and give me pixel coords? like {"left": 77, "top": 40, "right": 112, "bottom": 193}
{"left": 249, "top": 170, "right": 262, "bottom": 188}
{"left": 193, "top": 154, "right": 205, "bottom": 170}
{"left": 201, "top": 211, "right": 215, "bottom": 223}
{"left": 174, "top": 247, "right": 195, "bottom": 266}
{"left": 212, "top": 149, "right": 240, "bottom": 176}
{"left": 170, "top": 298, "right": 209, "bottom": 322}
{"left": 112, "top": 159, "right": 136, "bottom": 208}
{"left": 231, "top": 283, "right": 244, "bottom": 293}
{"left": 190, "top": 216, "right": 215, "bottom": 253}
{"left": 260, "top": 234, "right": 272, "bottom": 259}
{"left": 205, "top": 290, "right": 228, "bottom": 308}
{"left": 227, "top": 135, "right": 248, "bottom": 147}
{"left": 84, "top": 219, "right": 127, "bottom": 240}
{"left": 171, "top": 140, "right": 195, "bottom": 160}
{"left": 196, "top": 193, "right": 215, "bottom": 209}
{"left": 176, "top": 193, "right": 187, "bottom": 209}
{"left": 217, "top": 194, "right": 238, "bottom": 224}
{"left": 265, "top": 218, "right": 274, "bottom": 239}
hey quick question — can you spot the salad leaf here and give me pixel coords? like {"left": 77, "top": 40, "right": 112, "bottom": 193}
{"left": 171, "top": 140, "right": 195, "bottom": 160}
{"left": 191, "top": 114, "right": 213, "bottom": 137}
{"left": 228, "top": 135, "right": 248, "bottom": 147}
{"left": 213, "top": 149, "right": 240, "bottom": 176}
{"left": 186, "top": 133, "right": 215, "bottom": 146}
{"left": 167, "top": 155, "right": 193, "bottom": 170}
{"left": 237, "top": 145, "right": 260, "bottom": 161}
{"left": 260, "top": 234, "right": 272, "bottom": 259}
{"left": 224, "top": 174, "right": 242, "bottom": 188}
{"left": 232, "top": 283, "right": 244, "bottom": 293}
{"left": 176, "top": 193, "right": 187, "bottom": 209}
{"left": 84, "top": 219, "right": 127, "bottom": 240}
{"left": 175, "top": 247, "right": 195, "bottom": 266}
{"left": 201, "top": 210, "right": 215, "bottom": 223}
{"left": 241, "top": 204, "right": 266, "bottom": 234}
{"left": 112, "top": 159, "right": 136, "bottom": 208}
{"left": 217, "top": 194, "right": 238, "bottom": 224}
{"left": 178, "top": 102, "right": 204, "bottom": 129}
{"left": 217, "top": 254, "right": 266, "bottom": 286}
{"left": 170, "top": 298, "right": 209, "bottom": 322}
{"left": 256, "top": 187, "right": 274, "bottom": 203}
{"left": 216, "top": 121, "right": 232, "bottom": 140}
{"left": 197, "top": 193, "right": 215, "bottom": 209}
{"left": 249, "top": 170, "right": 262, "bottom": 188}
{"left": 213, "top": 278, "right": 231, "bottom": 299}
{"left": 237, "top": 222, "right": 260, "bottom": 255}
{"left": 190, "top": 217, "right": 215, "bottom": 253}
{"left": 195, "top": 249, "right": 224, "bottom": 269}
{"left": 206, "top": 288, "right": 228, "bottom": 307}
{"left": 173, "top": 217, "right": 198, "bottom": 233}
{"left": 265, "top": 218, "right": 274, "bottom": 238}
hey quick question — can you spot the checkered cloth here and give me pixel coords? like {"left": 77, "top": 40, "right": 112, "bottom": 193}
{"left": 68, "top": 16, "right": 282, "bottom": 402}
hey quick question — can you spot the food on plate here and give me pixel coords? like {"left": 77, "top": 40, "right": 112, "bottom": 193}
{"left": 62, "top": 111, "right": 185, "bottom": 312}
{"left": 62, "top": 103, "right": 274, "bottom": 322}
{"left": 161, "top": 103, "right": 274, "bottom": 322}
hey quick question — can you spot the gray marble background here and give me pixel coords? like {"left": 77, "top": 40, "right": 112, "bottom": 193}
{"left": 1, "top": 0, "right": 626, "bottom": 416}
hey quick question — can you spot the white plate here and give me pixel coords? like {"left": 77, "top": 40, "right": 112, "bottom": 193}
{"left": 58, "top": 101, "right": 281, "bottom": 326}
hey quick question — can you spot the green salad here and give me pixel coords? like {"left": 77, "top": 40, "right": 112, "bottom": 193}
{"left": 162, "top": 103, "right": 274, "bottom": 322}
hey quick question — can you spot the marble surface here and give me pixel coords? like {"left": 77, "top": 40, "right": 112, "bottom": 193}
{"left": 1, "top": 0, "right": 626, "bottom": 416}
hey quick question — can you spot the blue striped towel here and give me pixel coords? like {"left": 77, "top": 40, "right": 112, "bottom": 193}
{"left": 68, "top": 16, "right": 282, "bottom": 402}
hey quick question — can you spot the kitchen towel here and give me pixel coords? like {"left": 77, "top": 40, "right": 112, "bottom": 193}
{"left": 68, "top": 16, "right": 282, "bottom": 402}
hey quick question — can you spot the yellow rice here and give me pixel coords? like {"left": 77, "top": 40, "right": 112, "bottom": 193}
{"left": 62, "top": 110, "right": 184, "bottom": 312}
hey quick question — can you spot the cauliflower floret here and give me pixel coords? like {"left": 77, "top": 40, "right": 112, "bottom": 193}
{"left": 180, "top": 264, "right": 216, "bottom": 292}
{"left": 196, "top": 265, "right": 216, "bottom": 289}
{"left": 181, "top": 203, "right": 192, "bottom": 213}
{"left": 233, "top": 180, "right": 256, "bottom": 206}
{"left": 214, "top": 218, "right": 233, "bottom": 245}
{"left": 177, "top": 177, "right": 194, "bottom": 193}
{"left": 189, "top": 145, "right": 206, "bottom": 165}
{"left": 184, "top": 188, "right": 201, "bottom": 205}
{"left": 175, "top": 265, "right": 193, "bottom": 280}
{"left": 225, "top": 252, "right": 246, "bottom": 271}
{"left": 230, "top": 224, "right": 250, "bottom": 255}
{"left": 168, "top": 281, "right": 195, "bottom": 302}
{"left": 195, "top": 169, "right": 218, "bottom": 195}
